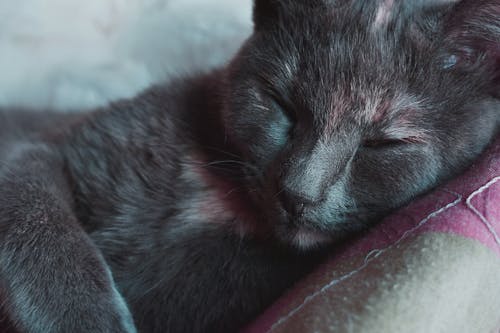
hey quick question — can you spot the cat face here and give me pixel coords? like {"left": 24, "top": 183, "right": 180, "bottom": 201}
{"left": 222, "top": 0, "right": 499, "bottom": 248}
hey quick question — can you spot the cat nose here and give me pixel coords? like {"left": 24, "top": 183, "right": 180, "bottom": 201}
{"left": 279, "top": 187, "right": 318, "bottom": 218}
{"left": 277, "top": 142, "right": 335, "bottom": 217}
{"left": 277, "top": 162, "right": 329, "bottom": 217}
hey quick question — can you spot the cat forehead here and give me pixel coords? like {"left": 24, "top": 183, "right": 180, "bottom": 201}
{"left": 328, "top": 91, "right": 423, "bottom": 123}
{"left": 322, "top": 91, "right": 427, "bottom": 140}
{"left": 373, "top": 0, "right": 396, "bottom": 30}
{"left": 265, "top": 3, "right": 410, "bottom": 62}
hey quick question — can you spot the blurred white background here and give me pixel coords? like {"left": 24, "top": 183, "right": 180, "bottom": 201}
{"left": 0, "top": 0, "right": 252, "bottom": 110}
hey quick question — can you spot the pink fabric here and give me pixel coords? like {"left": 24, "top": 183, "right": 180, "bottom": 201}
{"left": 244, "top": 135, "right": 500, "bottom": 333}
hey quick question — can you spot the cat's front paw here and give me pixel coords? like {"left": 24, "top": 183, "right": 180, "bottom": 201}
{"left": 54, "top": 282, "right": 137, "bottom": 333}
{"left": 3, "top": 260, "right": 137, "bottom": 333}
{"left": 10, "top": 291, "right": 137, "bottom": 333}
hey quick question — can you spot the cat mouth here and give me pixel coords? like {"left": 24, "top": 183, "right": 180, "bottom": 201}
{"left": 243, "top": 184, "right": 333, "bottom": 249}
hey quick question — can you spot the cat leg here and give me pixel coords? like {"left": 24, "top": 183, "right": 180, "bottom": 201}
{"left": 0, "top": 143, "right": 136, "bottom": 333}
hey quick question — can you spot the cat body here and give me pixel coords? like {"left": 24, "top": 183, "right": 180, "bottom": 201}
{"left": 0, "top": 75, "right": 324, "bottom": 333}
{"left": 0, "top": 1, "right": 499, "bottom": 332}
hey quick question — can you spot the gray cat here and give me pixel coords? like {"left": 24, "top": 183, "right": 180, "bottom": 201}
{"left": 0, "top": 0, "right": 498, "bottom": 332}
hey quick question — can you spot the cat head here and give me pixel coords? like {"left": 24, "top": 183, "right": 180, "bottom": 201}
{"left": 222, "top": 0, "right": 499, "bottom": 249}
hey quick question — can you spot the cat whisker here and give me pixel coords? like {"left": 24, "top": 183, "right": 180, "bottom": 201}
{"left": 191, "top": 159, "right": 256, "bottom": 171}
{"left": 272, "top": 187, "right": 285, "bottom": 199}
{"left": 223, "top": 187, "right": 243, "bottom": 198}
{"left": 198, "top": 145, "right": 242, "bottom": 160}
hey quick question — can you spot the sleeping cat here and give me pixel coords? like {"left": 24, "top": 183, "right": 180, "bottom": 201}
{"left": 0, "top": 0, "right": 499, "bottom": 332}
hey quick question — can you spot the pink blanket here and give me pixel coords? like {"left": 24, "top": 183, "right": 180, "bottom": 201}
{"left": 244, "top": 136, "right": 500, "bottom": 333}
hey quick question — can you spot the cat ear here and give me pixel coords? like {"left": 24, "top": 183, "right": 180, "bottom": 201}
{"left": 253, "top": 0, "right": 280, "bottom": 30}
{"left": 441, "top": 0, "right": 500, "bottom": 96}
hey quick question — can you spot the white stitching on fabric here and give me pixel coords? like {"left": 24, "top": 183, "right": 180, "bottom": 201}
{"left": 267, "top": 191, "right": 463, "bottom": 333}
{"left": 465, "top": 176, "right": 500, "bottom": 248}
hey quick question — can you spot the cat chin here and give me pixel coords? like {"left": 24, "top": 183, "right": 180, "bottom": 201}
{"left": 289, "top": 227, "right": 333, "bottom": 250}
{"left": 271, "top": 222, "right": 334, "bottom": 250}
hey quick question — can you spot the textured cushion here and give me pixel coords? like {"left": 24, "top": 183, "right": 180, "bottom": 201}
{"left": 244, "top": 136, "right": 500, "bottom": 333}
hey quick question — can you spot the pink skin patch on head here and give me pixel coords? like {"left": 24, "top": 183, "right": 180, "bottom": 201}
{"left": 384, "top": 118, "right": 429, "bottom": 144}
{"left": 372, "top": 100, "right": 392, "bottom": 123}
{"left": 372, "top": 95, "right": 428, "bottom": 143}
{"left": 324, "top": 92, "right": 350, "bottom": 136}
{"left": 373, "top": 0, "right": 395, "bottom": 30}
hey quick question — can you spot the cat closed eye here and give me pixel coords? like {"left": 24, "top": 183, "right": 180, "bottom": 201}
{"left": 362, "top": 138, "right": 409, "bottom": 149}
{"left": 270, "top": 97, "right": 295, "bottom": 122}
